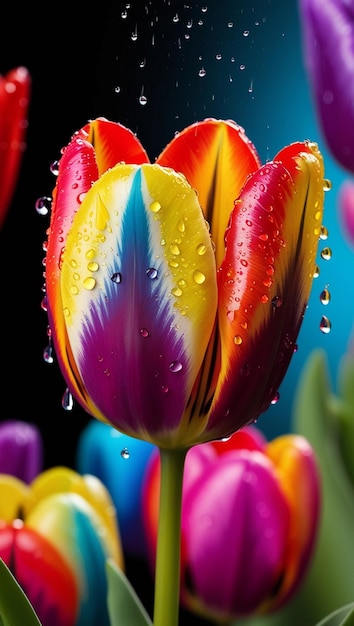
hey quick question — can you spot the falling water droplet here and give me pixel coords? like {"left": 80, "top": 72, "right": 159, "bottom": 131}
{"left": 121, "top": 448, "right": 130, "bottom": 459}
{"left": 62, "top": 388, "right": 74, "bottom": 411}
{"left": 320, "top": 288, "right": 330, "bottom": 305}
{"left": 320, "top": 247, "right": 332, "bottom": 260}
{"left": 43, "top": 343, "right": 54, "bottom": 364}
{"left": 320, "top": 315, "right": 331, "bottom": 334}
{"left": 35, "top": 196, "right": 52, "bottom": 216}
{"left": 271, "top": 391, "right": 280, "bottom": 405}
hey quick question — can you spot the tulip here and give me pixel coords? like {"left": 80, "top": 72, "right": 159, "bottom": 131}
{"left": 299, "top": 0, "right": 354, "bottom": 173}
{"left": 76, "top": 419, "right": 155, "bottom": 557}
{"left": 338, "top": 179, "right": 354, "bottom": 247}
{"left": 0, "top": 466, "right": 124, "bottom": 626}
{"left": 44, "top": 117, "right": 326, "bottom": 625}
{"left": 142, "top": 427, "right": 321, "bottom": 622}
{"left": 0, "top": 420, "right": 43, "bottom": 483}
{"left": 0, "top": 66, "right": 30, "bottom": 228}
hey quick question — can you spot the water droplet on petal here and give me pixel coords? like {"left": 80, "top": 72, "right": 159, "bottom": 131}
{"left": 83, "top": 277, "right": 96, "bottom": 290}
{"left": 146, "top": 267, "right": 158, "bottom": 279}
{"left": 169, "top": 360, "right": 183, "bottom": 373}
{"left": 111, "top": 272, "right": 122, "bottom": 283}
{"left": 150, "top": 201, "right": 161, "bottom": 213}
{"left": 271, "top": 391, "right": 280, "bottom": 405}
{"left": 140, "top": 328, "right": 150, "bottom": 338}
{"left": 193, "top": 270, "right": 206, "bottom": 284}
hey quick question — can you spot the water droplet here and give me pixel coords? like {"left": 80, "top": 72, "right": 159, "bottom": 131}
{"left": 320, "top": 315, "right": 331, "bottom": 334}
{"left": 193, "top": 270, "right": 206, "bottom": 284}
{"left": 323, "top": 179, "right": 332, "bottom": 191}
{"left": 140, "top": 328, "right": 150, "bottom": 337}
{"left": 35, "top": 196, "right": 52, "bottom": 216}
{"left": 146, "top": 267, "right": 158, "bottom": 279}
{"left": 139, "top": 94, "right": 148, "bottom": 106}
{"left": 62, "top": 388, "right": 74, "bottom": 411}
{"left": 320, "top": 225, "right": 328, "bottom": 240}
{"left": 111, "top": 272, "right": 122, "bottom": 283}
{"left": 169, "top": 360, "right": 183, "bottom": 373}
{"left": 87, "top": 261, "right": 99, "bottom": 272}
{"left": 150, "top": 201, "right": 161, "bottom": 213}
{"left": 320, "top": 247, "right": 332, "bottom": 260}
{"left": 271, "top": 391, "right": 280, "bottom": 405}
{"left": 121, "top": 448, "right": 130, "bottom": 459}
{"left": 169, "top": 244, "right": 180, "bottom": 255}
{"left": 271, "top": 295, "right": 283, "bottom": 308}
{"left": 83, "top": 277, "right": 96, "bottom": 290}
{"left": 313, "top": 265, "right": 320, "bottom": 278}
{"left": 243, "top": 30, "right": 250, "bottom": 36}
{"left": 233, "top": 335, "right": 242, "bottom": 345}
{"left": 320, "top": 288, "right": 330, "bottom": 305}
{"left": 198, "top": 67, "right": 206, "bottom": 77}
{"left": 43, "top": 343, "right": 54, "bottom": 364}
{"left": 50, "top": 160, "right": 59, "bottom": 176}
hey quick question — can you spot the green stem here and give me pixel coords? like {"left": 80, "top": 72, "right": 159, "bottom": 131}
{"left": 153, "top": 447, "right": 187, "bottom": 626}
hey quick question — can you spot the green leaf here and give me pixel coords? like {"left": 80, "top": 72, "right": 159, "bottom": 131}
{"left": 291, "top": 349, "right": 354, "bottom": 620}
{"left": 106, "top": 559, "right": 153, "bottom": 626}
{"left": 316, "top": 603, "right": 354, "bottom": 626}
{"left": 0, "top": 559, "right": 42, "bottom": 626}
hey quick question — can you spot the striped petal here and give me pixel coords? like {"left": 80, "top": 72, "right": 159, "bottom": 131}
{"left": 0, "top": 67, "right": 30, "bottom": 228}
{"left": 60, "top": 163, "right": 217, "bottom": 447}
{"left": 156, "top": 118, "right": 261, "bottom": 267}
{"left": 203, "top": 141, "right": 325, "bottom": 439}
{"left": 46, "top": 119, "right": 149, "bottom": 416}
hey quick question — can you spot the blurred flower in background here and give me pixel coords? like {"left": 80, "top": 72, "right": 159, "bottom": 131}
{"left": 299, "top": 0, "right": 354, "bottom": 174}
{"left": 0, "top": 419, "right": 43, "bottom": 483}
{"left": 0, "top": 465, "right": 124, "bottom": 626}
{"left": 0, "top": 66, "right": 30, "bottom": 229}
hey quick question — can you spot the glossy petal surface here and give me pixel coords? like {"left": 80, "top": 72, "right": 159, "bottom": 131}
{"left": 0, "top": 67, "right": 30, "bottom": 227}
{"left": 299, "top": 0, "right": 354, "bottom": 172}
{"left": 157, "top": 118, "right": 261, "bottom": 267}
{"left": 46, "top": 119, "right": 149, "bottom": 416}
{"left": 59, "top": 163, "right": 217, "bottom": 446}
{"left": 204, "top": 141, "right": 325, "bottom": 439}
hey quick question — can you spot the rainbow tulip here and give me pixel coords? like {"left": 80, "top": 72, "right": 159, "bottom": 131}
{"left": 44, "top": 117, "right": 326, "bottom": 449}
{"left": 299, "top": 0, "right": 354, "bottom": 173}
{"left": 0, "top": 466, "right": 124, "bottom": 626}
{"left": 0, "top": 419, "right": 43, "bottom": 483}
{"left": 0, "top": 66, "right": 30, "bottom": 228}
{"left": 142, "top": 427, "right": 321, "bottom": 622}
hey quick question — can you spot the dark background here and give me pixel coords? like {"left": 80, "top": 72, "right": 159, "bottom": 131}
{"left": 0, "top": 2, "right": 353, "bottom": 624}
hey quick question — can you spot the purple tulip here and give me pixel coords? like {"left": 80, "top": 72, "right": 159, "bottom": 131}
{"left": 0, "top": 420, "right": 43, "bottom": 483}
{"left": 299, "top": 0, "right": 354, "bottom": 173}
{"left": 338, "top": 179, "right": 354, "bottom": 246}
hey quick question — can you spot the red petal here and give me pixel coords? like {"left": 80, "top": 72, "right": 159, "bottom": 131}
{"left": 0, "top": 67, "right": 30, "bottom": 227}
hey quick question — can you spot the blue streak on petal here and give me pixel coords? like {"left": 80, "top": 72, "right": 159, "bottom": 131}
{"left": 78, "top": 168, "right": 190, "bottom": 439}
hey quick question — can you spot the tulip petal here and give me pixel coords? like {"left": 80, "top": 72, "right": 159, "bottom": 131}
{"left": 182, "top": 450, "right": 290, "bottom": 619}
{"left": 46, "top": 119, "right": 149, "bottom": 417}
{"left": 157, "top": 118, "right": 261, "bottom": 267}
{"left": 299, "top": 0, "right": 354, "bottom": 172}
{"left": 266, "top": 434, "right": 321, "bottom": 609}
{"left": 60, "top": 163, "right": 217, "bottom": 446}
{"left": 0, "top": 67, "right": 30, "bottom": 227}
{"left": 204, "top": 141, "right": 325, "bottom": 439}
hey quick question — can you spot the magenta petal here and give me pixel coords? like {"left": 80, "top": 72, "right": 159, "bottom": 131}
{"left": 299, "top": 0, "right": 354, "bottom": 172}
{"left": 338, "top": 179, "right": 354, "bottom": 246}
{"left": 0, "top": 420, "right": 43, "bottom": 483}
{"left": 182, "top": 450, "right": 290, "bottom": 618}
